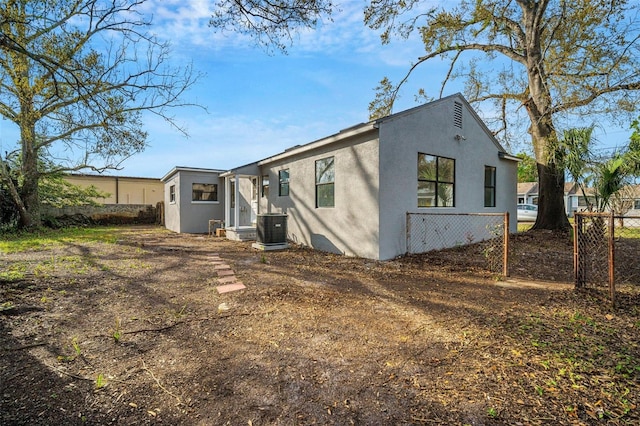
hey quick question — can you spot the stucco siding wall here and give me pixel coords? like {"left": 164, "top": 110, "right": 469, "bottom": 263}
{"left": 163, "top": 170, "right": 224, "bottom": 234}
{"left": 263, "top": 133, "right": 380, "bottom": 259}
{"left": 378, "top": 97, "right": 517, "bottom": 260}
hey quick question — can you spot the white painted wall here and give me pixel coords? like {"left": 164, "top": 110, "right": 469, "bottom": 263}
{"left": 163, "top": 169, "right": 225, "bottom": 233}
{"left": 262, "top": 131, "right": 381, "bottom": 259}
{"left": 378, "top": 96, "right": 518, "bottom": 259}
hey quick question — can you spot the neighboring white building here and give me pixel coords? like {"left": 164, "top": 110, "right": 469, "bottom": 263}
{"left": 161, "top": 167, "right": 226, "bottom": 234}
{"left": 209, "top": 93, "right": 519, "bottom": 260}
{"left": 518, "top": 182, "right": 596, "bottom": 217}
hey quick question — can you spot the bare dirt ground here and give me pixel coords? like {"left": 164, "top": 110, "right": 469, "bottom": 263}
{"left": 1, "top": 226, "right": 639, "bottom": 425}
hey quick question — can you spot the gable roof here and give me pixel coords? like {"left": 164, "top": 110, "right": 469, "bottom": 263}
{"left": 224, "top": 93, "right": 517, "bottom": 175}
{"left": 375, "top": 93, "right": 512, "bottom": 156}
{"left": 161, "top": 166, "right": 226, "bottom": 182}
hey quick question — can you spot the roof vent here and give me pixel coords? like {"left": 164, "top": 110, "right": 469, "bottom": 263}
{"left": 454, "top": 101, "right": 463, "bottom": 129}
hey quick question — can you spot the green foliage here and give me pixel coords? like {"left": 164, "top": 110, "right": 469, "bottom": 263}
{"left": 555, "top": 124, "right": 640, "bottom": 212}
{"left": 516, "top": 152, "right": 538, "bottom": 183}
{"left": 0, "top": 263, "right": 27, "bottom": 281}
{"left": 363, "top": 0, "right": 640, "bottom": 230}
{"left": 112, "top": 318, "right": 122, "bottom": 343}
{"left": 39, "top": 174, "right": 108, "bottom": 209}
{"left": 95, "top": 374, "right": 106, "bottom": 389}
{"left": 0, "top": 0, "right": 197, "bottom": 228}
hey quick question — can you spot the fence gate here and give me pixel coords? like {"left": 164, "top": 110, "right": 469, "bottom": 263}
{"left": 574, "top": 212, "right": 615, "bottom": 305}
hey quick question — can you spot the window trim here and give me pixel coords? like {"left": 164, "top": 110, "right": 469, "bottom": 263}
{"left": 315, "top": 156, "right": 335, "bottom": 208}
{"left": 278, "top": 169, "right": 290, "bottom": 197}
{"left": 261, "top": 175, "right": 269, "bottom": 198}
{"left": 484, "top": 165, "right": 496, "bottom": 208}
{"left": 169, "top": 184, "right": 176, "bottom": 204}
{"left": 417, "top": 153, "right": 455, "bottom": 208}
{"left": 191, "top": 182, "right": 219, "bottom": 203}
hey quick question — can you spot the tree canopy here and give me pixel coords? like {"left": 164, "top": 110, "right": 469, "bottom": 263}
{"left": 0, "top": 0, "right": 198, "bottom": 228}
{"left": 210, "top": 1, "right": 640, "bottom": 231}
{"left": 210, "top": 0, "right": 335, "bottom": 53}
{"left": 516, "top": 152, "right": 537, "bottom": 183}
{"left": 363, "top": 0, "right": 640, "bottom": 230}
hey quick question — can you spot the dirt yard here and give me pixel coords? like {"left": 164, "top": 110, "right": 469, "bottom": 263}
{"left": 1, "top": 226, "right": 639, "bottom": 425}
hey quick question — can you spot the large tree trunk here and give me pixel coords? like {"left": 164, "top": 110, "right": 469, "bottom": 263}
{"left": 522, "top": 2, "right": 570, "bottom": 231}
{"left": 18, "top": 120, "right": 41, "bottom": 228}
{"left": 534, "top": 162, "right": 570, "bottom": 230}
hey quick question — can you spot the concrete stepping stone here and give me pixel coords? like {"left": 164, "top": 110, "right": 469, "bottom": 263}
{"left": 217, "top": 269, "right": 235, "bottom": 277}
{"left": 216, "top": 282, "right": 246, "bottom": 294}
{"left": 214, "top": 264, "right": 231, "bottom": 270}
{"left": 217, "top": 275, "right": 237, "bottom": 284}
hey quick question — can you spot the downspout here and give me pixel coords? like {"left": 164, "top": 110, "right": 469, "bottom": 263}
{"left": 115, "top": 177, "right": 119, "bottom": 204}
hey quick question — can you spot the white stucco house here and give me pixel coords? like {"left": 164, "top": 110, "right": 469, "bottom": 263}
{"left": 162, "top": 93, "right": 518, "bottom": 260}
{"left": 161, "top": 167, "right": 226, "bottom": 233}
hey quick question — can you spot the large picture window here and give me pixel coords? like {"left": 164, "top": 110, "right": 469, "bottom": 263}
{"left": 316, "top": 157, "right": 335, "bottom": 208}
{"left": 484, "top": 166, "right": 496, "bottom": 207}
{"left": 418, "top": 153, "right": 455, "bottom": 207}
{"left": 192, "top": 183, "right": 217, "bottom": 202}
{"left": 279, "top": 169, "right": 289, "bottom": 196}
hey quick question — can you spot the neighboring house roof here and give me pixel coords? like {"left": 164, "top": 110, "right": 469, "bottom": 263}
{"left": 564, "top": 182, "right": 579, "bottom": 194}
{"left": 518, "top": 181, "right": 599, "bottom": 197}
{"left": 69, "top": 173, "right": 160, "bottom": 181}
{"left": 161, "top": 166, "right": 227, "bottom": 182}
{"left": 223, "top": 93, "right": 518, "bottom": 175}
{"left": 517, "top": 182, "right": 538, "bottom": 196}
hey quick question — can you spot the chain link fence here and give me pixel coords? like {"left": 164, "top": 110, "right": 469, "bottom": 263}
{"left": 574, "top": 212, "right": 613, "bottom": 296}
{"left": 613, "top": 215, "right": 640, "bottom": 286}
{"left": 406, "top": 212, "right": 509, "bottom": 276}
{"left": 574, "top": 212, "right": 640, "bottom": 307}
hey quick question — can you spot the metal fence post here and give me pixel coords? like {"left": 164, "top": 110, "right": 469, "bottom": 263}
{"left": 608, "top": 213, "right": 615, "bottom": 308}
{"left": 573, "top": 215, "right": 579, "bottom": 288}
{"left": 503, "top": 211, "right": 509, "bottom": 277}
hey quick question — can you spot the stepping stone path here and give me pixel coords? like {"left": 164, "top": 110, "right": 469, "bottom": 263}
{"left": 209, "top": 253, "right": 246, "bottom": 294}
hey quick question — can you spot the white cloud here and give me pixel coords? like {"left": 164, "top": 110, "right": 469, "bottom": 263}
{"left": 125, "top": 108, "right": 354, "bottom": 177}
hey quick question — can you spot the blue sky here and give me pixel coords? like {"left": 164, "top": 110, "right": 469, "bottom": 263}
{"left": 124, "top": 0, "right": 449, "bottom": 178}
{"left": 0, "top": 0, "right": 634, "bottom": 178}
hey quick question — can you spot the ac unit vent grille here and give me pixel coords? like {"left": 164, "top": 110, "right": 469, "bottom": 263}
{"left": 454, "top": 101, "right": 463, "bottom": 129}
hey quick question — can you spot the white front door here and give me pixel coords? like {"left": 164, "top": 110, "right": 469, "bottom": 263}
{"left": 251, "top": 177, "right": 258, "bottom": 225}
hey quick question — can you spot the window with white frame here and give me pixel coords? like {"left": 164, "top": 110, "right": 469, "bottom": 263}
{"left": 169, "top": 185, "right": 176, "bottom": 203}
{"left": 262, "top": 175, "right": 269, "bottom": 198}
{"left": 315, "top": 157, "right": 335, "bottom": 208}
{"left": 279, "top": 169, "right": 289, "bottom": 196}
{"left": 192, "top": 183, "right": 217, "bottom": 202}
{"left": 418, "top": 153, "right": 455, "bottom": 207}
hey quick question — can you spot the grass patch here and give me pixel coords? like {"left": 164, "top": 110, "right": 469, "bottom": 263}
{"left": 616, "top": 226, "right": 640, "bottom": 239}
{"left": 0, "top": 262, "right": 28, "bottom": 281}
{"left": 517, "top": 223, "right": 534, "bottom": 232}
{"left": 0, "top": 226, "right": 121, "bottom": 254}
